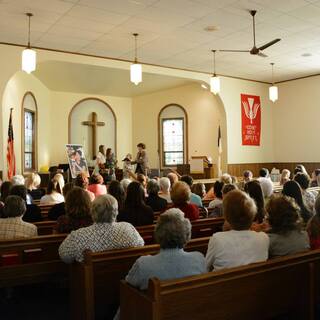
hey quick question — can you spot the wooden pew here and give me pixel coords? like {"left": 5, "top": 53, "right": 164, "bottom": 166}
{"left": 34, "top": 220, "right": 57, "bottom": 235}
{"left": 137, "top": 217, "right": 224, "bottom": 245}
{"left": 120, "top": 249, "right": 320, "bottom": 320}
{"left": 39, "top": 204, "right": 55, "bottom": 219}
{"left": 70, "top": 237, "right": 210, "bottom": 320}
{"left": 32, "top": 215, "right": 224, "bottom": 240}
{"left": 0, "top": 234, "right": 67, "bottom": 288}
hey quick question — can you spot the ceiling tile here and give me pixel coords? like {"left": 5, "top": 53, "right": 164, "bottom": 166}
{"left": 55, "top": 15, "right": 116, "bottom": 34}
{"left": 252, "top": 0, "right": 311, "bottom": 13}
{"left": 151, "top": 0, "right": 213, "bottom": 19}
{"left": 67, "top": 4, "right": 130, "bottom": 25}
{"left": 77, "top": 0, "right": 157, "bottom": 15}
{"left": 41, "top": 24, "right": 103, "bottom": 41}
{"left": 288, "top": 3, "right": 320, "bottom": 25}
{"left": 1, "top": 0, "right": 320, "bottom": 82}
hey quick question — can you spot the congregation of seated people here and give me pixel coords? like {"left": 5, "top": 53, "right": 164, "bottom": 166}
{"left": 1, "top": 164, "right": 320, "bottom": 318}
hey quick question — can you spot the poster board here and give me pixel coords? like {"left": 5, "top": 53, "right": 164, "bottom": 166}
{"left": 66, "top": 144, "right": 89, "bottom": 178}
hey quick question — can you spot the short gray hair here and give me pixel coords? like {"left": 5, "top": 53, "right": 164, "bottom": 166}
{"left": 220, "top": 173, "right": 232, "bottom": 185}
{"left": 11, "top": 175, "right": 25, "bottom": 186}
{"left": 159, "top": 177, "right": 170, "bottom": 192}
{"left": 4, "top": 195, "right": 26, "bottom": 217}
{"left": 147, "top": 179, "right": 160, "bottom": 195}
{"left": 155, "top": 208, "right": 191, "bottom": 249}
{"left": 92, "top": 194, "right": 118, "bottom": 223}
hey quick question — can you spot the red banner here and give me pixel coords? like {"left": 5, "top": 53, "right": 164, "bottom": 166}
{"left": 241, "top": 94, "right": 261, "bottom": 146}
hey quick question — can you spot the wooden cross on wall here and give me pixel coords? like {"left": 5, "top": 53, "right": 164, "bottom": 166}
{"left": 82, "top": 112, "right": 105, "bottom": 159}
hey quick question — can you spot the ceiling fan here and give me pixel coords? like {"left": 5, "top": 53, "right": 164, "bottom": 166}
{"left": 219, "top": 10, "right": 281, "bottom": 58}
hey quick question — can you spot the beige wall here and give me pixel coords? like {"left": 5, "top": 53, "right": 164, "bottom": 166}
{"left": 0, "top": 44, "right": 279, "bottom": 179}
{"left": 274, "top": 76, "right": 320, "bottom": 162}
{"left": 219, "top": 77, "right": 274, "bottom": 164}
{"left": 2, "top": 71, "right": 52, "bottom": 174}
{"left": 50, "top": 91, "right": 132, "bottom": 166}
{"left": 1, "top": 70, "right": 132, "bottom": 178}
{"left": 132, "top": 83, "right": 228, "bottom": 171}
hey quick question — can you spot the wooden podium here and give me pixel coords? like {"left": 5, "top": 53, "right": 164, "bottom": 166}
{"left": 177, "top": 156, "right": 214, "bottom": 179}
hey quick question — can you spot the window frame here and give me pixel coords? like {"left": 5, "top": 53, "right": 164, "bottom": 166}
{"left": 161, "top": 117, "right": 185, "bottom": 167}
{"left": 21, "top": 92, "right": 37, "bottom": 173}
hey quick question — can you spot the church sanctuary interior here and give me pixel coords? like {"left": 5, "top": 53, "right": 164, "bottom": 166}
{"left": 1, "top": 0, "right": 320, "bottom": 319}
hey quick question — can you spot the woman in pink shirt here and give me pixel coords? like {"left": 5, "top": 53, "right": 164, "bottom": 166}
{"left": 88, "top": 174, "right": 107, "bottom": 197}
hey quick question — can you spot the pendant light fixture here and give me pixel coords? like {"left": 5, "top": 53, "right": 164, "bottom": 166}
{"left": 269, "top": 62, "right": 278, "bottom": 102}
{"left": 210, "top": 50, "right": 220, "bottom": 95}
{"left": 22, "top": 13, "right": 36, "bottom": 74}
{"left": 130, "top": 33, "right": 142, "bottom": 85}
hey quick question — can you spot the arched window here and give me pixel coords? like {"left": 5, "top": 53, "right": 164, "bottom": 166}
{"left": 158, "top": 104, "right": 188, "bottom": 168}
{"left": 22, "top": 92, "right": 37, "bottom": 172}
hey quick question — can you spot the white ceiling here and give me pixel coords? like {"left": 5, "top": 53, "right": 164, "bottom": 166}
{"left": 33, "top": 60, "right": 193, "bottom": 96}
{"left": 1, "top": 0, "right": 320, "bottom": 82}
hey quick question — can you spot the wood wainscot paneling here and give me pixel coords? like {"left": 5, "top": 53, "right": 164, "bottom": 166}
{"left": 227, "top": 162, "right": 320, "bottom": 178}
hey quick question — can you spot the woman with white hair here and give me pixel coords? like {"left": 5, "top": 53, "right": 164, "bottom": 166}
{"left": 59, "top": 194, "right": 144, "bottom": 263}
{"left": 25, "top": 172, "right": 45, "bottom": 200}
{"left": 158, "top": 177, "right": 172, "bottom": 203}
{"left": 125, "top": 208, "right": 206, "bottom": 290}
{"left": 11, "top": 175, "right": 25, "bottom": 186}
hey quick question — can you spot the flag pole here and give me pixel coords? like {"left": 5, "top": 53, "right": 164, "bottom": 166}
{"left": 7, "top": 108, "right": 16, "bottom": 180}
{"left": 217, "top": 123, "right": 222, "bottom": 178}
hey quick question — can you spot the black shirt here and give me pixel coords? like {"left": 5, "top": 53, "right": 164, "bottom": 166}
{"left": 118, "top": 205, "right": 154, "bottom": 226}
{"left": 145, "top": 194, "right": 167, "bottom": 212}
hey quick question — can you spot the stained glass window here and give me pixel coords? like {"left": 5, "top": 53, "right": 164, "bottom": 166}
{"left": 24, "top": 110, "right": 35, "bottom": 171}
{"left": 162, "top": 118, "right": 184, "bottom": 166}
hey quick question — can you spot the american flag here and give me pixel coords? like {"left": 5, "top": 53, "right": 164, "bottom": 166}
{"left": 6, "top": 108, "right": 16, "bottom": 179}
{"left": 217, "top": 125, "right": 222, "bottom": 178}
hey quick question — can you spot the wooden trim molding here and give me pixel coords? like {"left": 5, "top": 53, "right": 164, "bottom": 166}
{"left": 21, "top": 91, "right": 38, "bottom": 173}
{"left": 68, "top": 97, "right": 117, "bottom": 158}
{"left": 3, "top": 42, "right": 320, "bottom": 85}
{"left": 158, "top": 104, "right": 189, "bottom": 169}
{"left": 227, "top": 162, "right": 320, "bottom": 178}
{"left": 0, "top": 41, "right": 271, "bottom": 85}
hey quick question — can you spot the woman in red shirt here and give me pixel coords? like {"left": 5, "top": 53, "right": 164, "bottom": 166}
{"left": 171, "top": 181, "right": 199, "bottom": 221}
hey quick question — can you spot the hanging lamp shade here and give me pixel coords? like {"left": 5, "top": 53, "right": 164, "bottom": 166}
{"left": 22, "top": 13, "right": 36, "bottom": 74}
{"left": 210, "top": 75, "right": 220, "bottom": 95}
{"left": 269, "top": 62, "right": 278, "bottom": 102}
{"left": 269, "top": 85, "right": 278, "bottom": 102}
{"left": 130, "top": 63, "right": 142, "bottom": 85}
{"left": 22, "top": 48, "right": 36, "bottom": 73}
{"left": 210, "top": 50, "right": 220, "bottom": 95}
{"left": 130, "top": 33, "right": 142, "bottom": 85}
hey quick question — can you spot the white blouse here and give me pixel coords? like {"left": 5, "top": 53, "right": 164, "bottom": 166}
{"left": 40, "top": 192, "right": 65, "bottom": 205}
{"left": 205, "top": 230, "right": 269, "bottom": 271}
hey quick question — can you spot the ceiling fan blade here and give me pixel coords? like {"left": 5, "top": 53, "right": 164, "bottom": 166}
{"left": 257, "top": 52, "right": 268, "bottom": 58}
{"left": 258, "top": 39, "right": 281, "bottom": 51}
{"left": 219, "top": 49, "right": 250, "bottom": 52}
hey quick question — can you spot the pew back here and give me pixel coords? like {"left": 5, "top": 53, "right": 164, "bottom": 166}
{"left": 70, "top": 237, "right": 210, "bottom": 320}
{"left": 0, "top": 234, "right": 67, "bottom": 287}
{"left": 120, "top": 250, "right": 320, "bottom": 320}
{"left": 34, "top": 220, "right": 57, "bottom": 235}
{"left": 136, "top": 217, "right": 224, "bottom": 245}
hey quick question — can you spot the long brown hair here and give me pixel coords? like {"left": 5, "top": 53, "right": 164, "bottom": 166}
{"left": 65, "top": 187, "right": 92, "bottom": 219}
